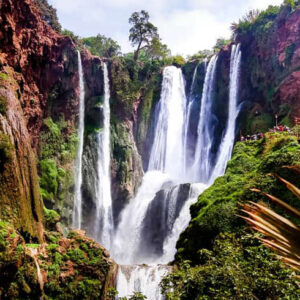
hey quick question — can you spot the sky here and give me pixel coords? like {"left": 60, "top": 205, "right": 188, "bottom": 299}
{"left": 48, "top": 0, "right": 284, "bottom": 56}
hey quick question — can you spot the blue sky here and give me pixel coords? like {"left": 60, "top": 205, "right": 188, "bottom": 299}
{"left": 48, "top": 0, "right": 284, "bottom": 56}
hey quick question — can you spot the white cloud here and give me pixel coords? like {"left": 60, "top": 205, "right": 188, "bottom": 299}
{"left": 154, "top": 9, "right": 230, "bottom": 55}
{"left": 48, "top": 0, "right": 285, "bottom": 56}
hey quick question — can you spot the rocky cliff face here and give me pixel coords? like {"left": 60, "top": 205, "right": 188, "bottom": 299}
{"left": 0, "top": 0, "right": 117, "bottom": 296}
{"left": 237, "top": 5, "right": 300, "bottom": 133}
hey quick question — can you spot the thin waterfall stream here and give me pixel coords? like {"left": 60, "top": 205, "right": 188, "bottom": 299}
{"left": 94, "top": 62, "right": 114, "bottom": 250}
{"left": 211, "top": 44, "right": 242, "bottom": 182}
{"left": 72, "top": 50, "right": 85, "bottom": 229}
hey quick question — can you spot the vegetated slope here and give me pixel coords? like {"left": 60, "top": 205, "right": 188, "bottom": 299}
{"left": 163, "top": 133, "right": 300, "bottom": 299}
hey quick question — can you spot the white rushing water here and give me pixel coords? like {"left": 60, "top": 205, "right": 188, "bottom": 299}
{"left": 183, "top": 64, "right": 198, "bottom": 174}
{"left": 160, "top": 182, "right": 207, "bottom": 263}
{"left": 114, "top": 67, "right": 191, "bottom": 298}
{"left": 94, "top": 62, "right": 113, "bottom": 250}
{"left": 148, "top": 66, "right": 188, "bottom": 178}
{"left": 117, "top": 265, "right": 172, "bottom": 300}
{"left": 211, "top": 44, "right": 242, "bottom": 182}
{"left": 72, "top": 51, "right": 85, "bottom": 229}
{"left": 112, "top": 51, "right": 241, "bottom": 298}
{"left": 112, "top": 170, "right": 169, "bottom": 264}
{"left": 192, "top": 55, "right": 218, "bottom": 183}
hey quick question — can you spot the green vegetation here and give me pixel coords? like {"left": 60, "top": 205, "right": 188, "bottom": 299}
{"left": 0, "top": 216, "right": 114, "bottom": 299}
{"left": 242, "top": 167, "right": 300, "bottom": 271}
{"left": 82, "top": 34, "right": 121, "bottom": 58}
{"left": 43, "top": 206, "right": 60, "bottom": 230}
{"left": 0, "top": 133, "right": 12, "bottom": 172}
{"left": 0, "top": 72, "right": 9, "bottom": 83}
{"left": 39, "top": 116, "right": 78, "bottom": 219}
{"left": 119, "top": 292, "right": 147, "bottom": 300}
{"left": 231, "top": 5, "right": 281, "bottom": 37}
{"left": 162, "top": 232, "right": 299, "bottom": 299}
{"left": 169, "top": 133, "right": 300, "bottom": 299}
{"left": 34, "top": 0, "right": 61, "bottom": 32}
{"left": 214, "top": 38, "right": 231, "bottom": 51}
{"left": 129, "top": 10, "right": 161, "bottom": 61}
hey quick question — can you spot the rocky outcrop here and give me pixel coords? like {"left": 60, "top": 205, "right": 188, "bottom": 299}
{"left": 111, "top": 120, "right": 144, "bottom": 223}
{"left": 237, "top": 5, "right": 300, "bottom": 133}
{"left": 0, "top": 220, "right": 117, "bottom": 299}
{"left": 0, "top": 68, "right": 43, "bottom": 241}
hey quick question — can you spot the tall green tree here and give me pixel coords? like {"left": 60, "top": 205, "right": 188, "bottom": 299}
{"left": 129, "top": 10, "right": 158, "bottom": 61}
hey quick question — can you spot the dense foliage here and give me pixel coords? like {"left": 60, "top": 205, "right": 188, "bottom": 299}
{"left": 231, "top": 1, "right": 300, "bottom": 37}
{"left": 34, "top": 0, "right": 61, "bottom": 32}
{"left": 168, "top": 133, "right": 300, "bottom": 299}
{"left": 162, "top": 232, "right": 299, "bottom": 299}
{"left": 129, "top": 10, "right": 160, "bottom": 60}
{"left": 39, "top": 117, "right": 78, "bottom": 222}
{"left": 0, "top": 218, "right": 114, "bottom": 299}
{"left": 82, "top": 35, "right": 121, "bottom": 58}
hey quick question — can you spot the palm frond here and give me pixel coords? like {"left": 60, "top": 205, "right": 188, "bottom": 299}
{"left": 242, "top": 169, "right": 300, "bottom": 272}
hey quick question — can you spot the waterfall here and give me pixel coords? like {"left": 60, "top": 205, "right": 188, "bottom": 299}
{"left": 113, "top": 66, "right": 209, "bottom": 299}
{"left": 112, "top": 49, "right": 241, "bottom": 298}
{"left": 72, "top": 51, "right": 85, "bottom": 229}
{"left": 211, "top": 44, "right": 242, "bottom": 181}
{"left": 160, "top": 183, "right": 207, "bottom": 263}
{"left": 117, "top": 265, "right": 172, "bottom": 300}
{"left": 183, "top": 64, "right": 198, "bottom": 174}
{"left": 192, "top": 55, "right": 218, "bottom": 183}
{"left": 148, "top": 66, "right": 188, "bottom": 178}
{"left": 94, "top": 62, "right": 113, "bottom": 250}
{"left": 112, "top": 170, "right": 169, "bottom": 264}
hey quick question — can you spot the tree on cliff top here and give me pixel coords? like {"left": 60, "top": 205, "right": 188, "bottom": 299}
{"left": 129, "top": 10, "right": 159, "bottom": 61}
{"left": 82, "top": 35, "right": 121, "bottom": 58}
{"left": 34, "top": 0, "right": 61, "bottom": 32}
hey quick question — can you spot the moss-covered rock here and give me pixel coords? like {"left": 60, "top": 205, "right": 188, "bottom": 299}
{"left": 0, "top": 219, "right": 117, "bottom": 300}
{"left": 39, "top": 117, "right": 78, "bottom": 223}
{"left": 176, "top": 133, "right": 300, "bottom": 263}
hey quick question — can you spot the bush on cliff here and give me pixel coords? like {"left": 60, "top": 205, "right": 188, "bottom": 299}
{"left": 82, "top": 34, "right": 121, "bottom": 58}
{"left": 34, "top": 0, "right": 61, "bottom": 32}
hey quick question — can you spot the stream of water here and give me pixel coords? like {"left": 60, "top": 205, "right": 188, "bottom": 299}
{"left": 72, "top": 51, "right": 85, "bottom": 229}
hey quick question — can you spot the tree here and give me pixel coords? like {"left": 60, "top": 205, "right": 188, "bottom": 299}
{"left": 214, "top": 38, "right": 231, "bottom": 51}
{"left": 129, "top": 10, "right": 158, "bottom": 61}
{"left": 34, "top": 0, "right": 61, "bottom": 32}
{"left": 82, "top": 34, "right": 121, "bottom": 58}
{"left": 146, "top": 37, "right": 170, "bottom": 61}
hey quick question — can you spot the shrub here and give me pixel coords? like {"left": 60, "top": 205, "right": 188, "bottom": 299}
{"left": 162, "top": 233, "right": 299, "bottom": 300}
{"left": 43, "top": 207, "right": 60, "bottom": 230}
{"left": 34, "top": 0, "right": 61, "bottom": 32}
{"left": 0, "top": 96, "right": 7, "bottom": 115}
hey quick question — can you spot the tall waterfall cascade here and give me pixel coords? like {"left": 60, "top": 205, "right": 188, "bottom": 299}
{"left": 72, "top": 51, "right": 85, "bottom": 229}
{"left": 192, "top": 55, "right": 218, "bottom": 183}
{"left": 211, "top": 44, "right": 242, "bottom": 182}
{"left": 73, "top": 46, "right": 242, "bottom": 299}
{"left": 148, "top": 66, "right": 188, "bottom": 178}
{"left": 114, "top": 66, "right": 208, "bottom": 299}
{"left": 114, "top": 46, "right": 242, "bottom": 298}
{"left": 94, "top": 62, "right": 114, "bottom": 250}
